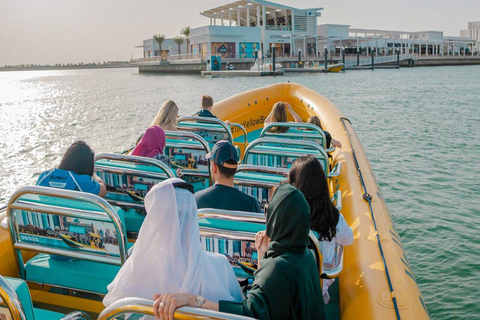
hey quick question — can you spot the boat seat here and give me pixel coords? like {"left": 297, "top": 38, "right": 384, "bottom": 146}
{"left": 7, "top": 186, "right": 130, "bottom": 297}
{"left": 94, "top": 153, "right": 174, "bottom": 213}
{"left": 243, "top": 137, "right": 341, "bottom": 179}
{"left": 164, "top": 132, "right": 212, "bottom": 192}
{"left": 233, "top": 165, "right": 289, "bottom": 212}
{"left": 26, "top": 253, "right": 121, "bottom": 295}
{"left": 25, "top": 241, "right": 135, "bottom": 296}
{"left": 260, "top": 122, "right": 328, "bottom": 150}
{"left": 197, "top": 209, "right": 323, "bottom": 280}
{"left": 5, "top": 277, "right": 64, "bottom": 320}
{"left": 1, "top": 276, "right": 83, "bottom": 320}
{"left": 177, "top": 117, "right": 234, "bottom": 147}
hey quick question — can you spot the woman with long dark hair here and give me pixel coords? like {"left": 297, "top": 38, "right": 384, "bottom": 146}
{"left": 288, "top": 155, "right": 353, "bottom": 304}
{"left": 264, "top": 101, "right": 302, "bottom": 133}
{"left": 37, "top": 140, "right": 106, "bottom": 197}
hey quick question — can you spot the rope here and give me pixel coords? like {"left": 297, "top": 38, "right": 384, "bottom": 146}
{"left": 340, "top": 117, "right": 401, "bottom": 320}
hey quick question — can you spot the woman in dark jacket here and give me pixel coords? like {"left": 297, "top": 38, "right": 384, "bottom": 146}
{"left": 153, "top": 183, "right": 326, "bottom": 320}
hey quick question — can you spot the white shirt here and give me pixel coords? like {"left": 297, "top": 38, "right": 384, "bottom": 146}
{"left": 321, "top": 213, "right": 353, "bottom": 266}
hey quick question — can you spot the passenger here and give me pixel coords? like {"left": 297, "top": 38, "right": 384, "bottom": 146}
{"left": 288, "top": 155, "right": 353, "bottom": 304}
{"left": 151, "top": 100, "right": 179, "bottom": 131}
{"left": 132, "top": 125, "right": 171, "bottom": 167}
{"left": 104, "top": 178, "right": 243, "bottom": 307}
{"left": 194, "top": 140, "right": 261, "bottom": 213}
{"left": 153, "top": 183, "right": 326, "bottom": 320}
{"left": 198, "top": 95, "right": 217, "bottom": 118}
{"left": 264, "top": 101, "right": 302, "bottom": 133}
{"left": 36, "top": 140, "right": 107, "bottom": 197}
{"left": 307, "top": 115, "right": 342, "bottom": 148}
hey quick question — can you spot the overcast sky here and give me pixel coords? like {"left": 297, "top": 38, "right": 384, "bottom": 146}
{"left": 1, "top": 0, "right": 479, "bottom": 65}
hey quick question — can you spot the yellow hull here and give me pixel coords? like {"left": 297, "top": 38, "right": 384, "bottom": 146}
{"left": 328, "top": 64, "right": 344, "bottom": 73}
{"left": 213, "top": 83, "right": 429, "bottom": 320}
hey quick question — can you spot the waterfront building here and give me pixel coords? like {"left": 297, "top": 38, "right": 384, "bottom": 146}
{"left": 191, "top": 0, "right": 322, "bottom": 59}
{"left": 140, "top": 1, "right": 479, "bottom": 60}
{"left": 143, "top": 38, "right": 188, "bottom": 58}
{"left": 460, "top": 21, "right": 480, "bottom": 42}
{"left": 317, "top": 24, "right": 479, "bottom": 57}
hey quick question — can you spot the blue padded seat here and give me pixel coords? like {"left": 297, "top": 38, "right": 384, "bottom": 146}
{"left": 25, "top": 242, "right": 133, "bottom": 295}
{"left": 6, "top": 277, "right": 64, "bottom": 320}
{"left": 25, "top": 254, "right": 121, "bottom": 295}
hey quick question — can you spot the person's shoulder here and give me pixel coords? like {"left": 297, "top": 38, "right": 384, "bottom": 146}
{"left": 194, "top": 185, "right": 217, "bottom": 201}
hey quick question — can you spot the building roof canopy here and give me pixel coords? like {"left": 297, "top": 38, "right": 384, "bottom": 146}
{"left": 201, "top": 0, "right": 322, "bottom": 19}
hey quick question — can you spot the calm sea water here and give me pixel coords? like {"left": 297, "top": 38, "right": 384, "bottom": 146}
{"left": 1, "top": 66, "right": 479, "bottom": 319}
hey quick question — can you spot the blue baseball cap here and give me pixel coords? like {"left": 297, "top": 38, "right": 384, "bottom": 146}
{"left": 206, "top": 140, "right": 239, "bottom": 169}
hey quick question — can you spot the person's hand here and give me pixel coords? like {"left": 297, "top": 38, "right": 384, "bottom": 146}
{"left": 153, "top": 293, "right": 194, "bottom": 320}
{"left": 255, "top": 230, "right": 270, "bottom": 260}
{"left": 286, "top": 103, "right": 294, "bottom": 114}
{"left": 176, "top": 168, "right": 183, "bottom": 178}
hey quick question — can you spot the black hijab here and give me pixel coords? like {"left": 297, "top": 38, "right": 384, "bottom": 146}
{"left": 266, "top": 183, "right": 311, "bottom": 257}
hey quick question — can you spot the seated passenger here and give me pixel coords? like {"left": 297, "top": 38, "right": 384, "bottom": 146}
{"left": 194, "top": 141, "right": 261, "bottom": 213}
{"left": 103, "top": 178, "right": 243, "bottom": 307}
{"left": 264, "top": 101, "right": 302, "bottom": 133}
{"left": 36, "top": 140, "right": 107, "bottom": 197}
{"left": 132, "top": 125, "right": 171, "bottom": 167}
{"left": 197, "top": 95, "right": 217, "bottom": 118}
{"left": 288, "top": 155, "right": 353, "bottom": 304}
{"left": 153, "top": 183, "right": 326, "bottom": 320}
{"left": 307, "top": 115, "right": 342, "bottom": 148}
{"left": 151, "top": 100, "right": 179, "bottom": 131}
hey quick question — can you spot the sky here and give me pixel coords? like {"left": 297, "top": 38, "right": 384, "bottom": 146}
{"left": 1, "top": 0, "right": 479, "bottom": 66}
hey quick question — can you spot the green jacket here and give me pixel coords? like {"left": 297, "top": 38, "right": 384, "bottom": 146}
{"left": 220, "top": 183, "right": 325, "bottom": 320}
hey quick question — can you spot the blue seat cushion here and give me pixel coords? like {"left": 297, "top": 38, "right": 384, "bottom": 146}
{"left": 25, "top": 253, "right": 122, "bottom": 294}
{"left": 6, "top": 277, "right": 35, "bottom": 320}
{"left": 34, "top": 308, "right": 65, "bottom": 320}
{"left": 6, "top": 277, "right": 64, "bottom": 320}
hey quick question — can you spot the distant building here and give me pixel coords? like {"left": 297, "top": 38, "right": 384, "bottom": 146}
{"left": 460, "top": 21, "right": 480, "bottom": 42}
{"left": 317, "top": 24, "right": 479, "bottom": 57}
{"left": 143, "top": 38, "right": 188, "bottom": 58}
{"left": 144, "top": 0, "right": 323, "bottom": 59}
{"left": 140, "top": 1, "right": 479, "bottom": 60}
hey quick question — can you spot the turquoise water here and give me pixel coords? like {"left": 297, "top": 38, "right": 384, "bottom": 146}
{"left": 1, "top": 66, "right": 479, "bottom": 319}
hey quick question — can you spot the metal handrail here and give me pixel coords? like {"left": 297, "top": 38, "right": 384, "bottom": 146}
{"left": 234, "top": 165, "right": 288, "bottom": 188}
{"left": 0, "top": 275, "right": 27, "bottom": 320}
{"left": 228, "top": 123, "right": 248, "bottom": 149}
{"left": 7, "top": 186, "right": 128, "bottom": 279}
{"left": 198, "top": 208, "right": 265, "bottom": 224}
{"left": 242, "top": 137, "right": 329, "bottom": 173}
{"left": 95, "top": 153, "right": 175, "bottom": 179}
{"left": 98, "top": 297, "right": 254, "bottom": 320}
{"left": 332, "top": 190, "right": 342, "bottom": 211}
{"left": 60, "top": 311, "right": 91, "bottom": 320}
{"left": 261, "top": 122, "right": 327, "bottom": 149}
{"left": 178, "top": 116, "right": 232, "bottom": 137}
{"left": 322, "top": 243, "right": 344, "bottom": 279}
{"left": 236, "top": 164, "right": 289, "bottom": 177}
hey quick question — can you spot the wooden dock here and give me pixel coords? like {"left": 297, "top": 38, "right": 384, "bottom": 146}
{"left": 201, "top": 70, "right": 284, "bottom": 76}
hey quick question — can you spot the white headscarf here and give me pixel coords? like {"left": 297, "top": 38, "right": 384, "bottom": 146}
{"left": 103, "top": 178, "right": 243, "bottom": 306}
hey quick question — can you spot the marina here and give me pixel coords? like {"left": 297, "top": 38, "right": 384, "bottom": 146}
{"left": 1, "top": 66, "right": 479, "bottom": 320}
{"left": 2, "top": 0, "right": 480, "bottom": 319}
{"left": 134, "top": 1, "right": 480, "bottom": 74}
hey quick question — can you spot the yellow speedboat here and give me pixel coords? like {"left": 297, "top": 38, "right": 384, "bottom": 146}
{"left": 0, "top": 83, "right": 428, "bottom": 320}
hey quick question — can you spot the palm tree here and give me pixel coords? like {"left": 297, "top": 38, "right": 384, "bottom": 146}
{"left": 173, "top": 36, "right": 185, "bottom": 54}
{"left": 153, "top": 34, "right": 166, "bottom": 55}
{"left": 181, "top": 26, "right": 191, "bottom": 54}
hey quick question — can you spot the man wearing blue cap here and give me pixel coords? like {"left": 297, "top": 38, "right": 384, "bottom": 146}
{"left": 195, "top": 140, "right": 261, "bottom": 213}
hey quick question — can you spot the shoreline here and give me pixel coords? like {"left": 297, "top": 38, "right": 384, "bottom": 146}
{"left": 0, "top": 64, "right": 139, "bottom": 72}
